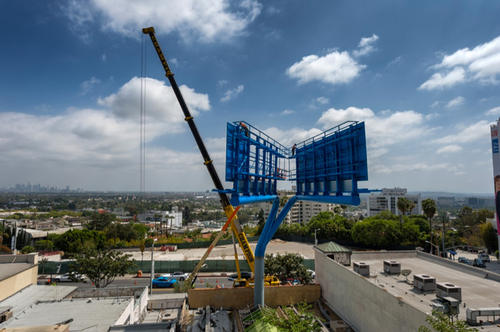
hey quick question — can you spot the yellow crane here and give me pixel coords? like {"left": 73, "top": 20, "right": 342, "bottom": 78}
{"left": 142, "top": 27, "right": 257, "bottom": 286}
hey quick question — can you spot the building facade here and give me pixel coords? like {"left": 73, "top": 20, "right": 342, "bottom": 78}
{"left": 367, "top": 188, "right": 422, "bottom": 217}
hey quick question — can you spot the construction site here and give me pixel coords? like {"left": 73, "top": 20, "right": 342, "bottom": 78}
{"left": 2, "top": 19, "right": 500, "bottom": 332}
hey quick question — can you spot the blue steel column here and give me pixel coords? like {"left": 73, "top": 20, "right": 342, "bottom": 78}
{"left": 254, "top": 196, "right": 297, "bottom": 306}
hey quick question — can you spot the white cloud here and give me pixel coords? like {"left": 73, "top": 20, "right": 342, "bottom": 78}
{"left": 281, "top": 109, "right": 295, "bottom": 115}
{"left": 263, "top": 127, "right": 323, "bottom": 146}
{"left": 63, "top": 0, "right": 262, "bottom": 42}
{"left": 372, "top": 162, "right": 464, "bottom": 175}
{"left": 420, "top": 35, "right": 500, "bottom": 90}
{"left": 220, "top": 85, "right": 244, "bottom": 102}
{"left": 80, "top": 76, "right": 101, "bottom": 95}
{"left": 317, "top": 106, "right": 429, "bottom": 147}
{"left": 446, "top": 96, "right": 465, "bottom": 109}
{"left": 98, "top": 77, "right": 209, "bottom": 133}
{"left": 353, "top": 34, "right": 379, "bottom": 57}
{"left": 287, "top": 52, "right": 365, "bottom": 85}
{"left": 316, "top": 97, "right": 329, "bottom": 105}
{"left": 434, "top": 120, "right": 490, "bottom": 144}
{"left": 430, "top": 101, "right": 440, "bottom": 108}
{"left": 437, "top": 144, "right": 463, "bottom": 154}
{"left": 485, "top": 106, "right": 500, "bottom": 116}
{"left": 0, "top": 77, "right": 213, "bottom": 190}
{"left": 419, "top": 67, "right": 466, "bottom": 90}
{"left": 101, "top": 54, "right": 107, "bottom": 62}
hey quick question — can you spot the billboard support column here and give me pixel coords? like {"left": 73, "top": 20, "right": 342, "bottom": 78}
{"left": 490, "top": 120, "right": 500, "bottom": 259}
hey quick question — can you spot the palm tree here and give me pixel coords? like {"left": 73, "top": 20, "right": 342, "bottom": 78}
{"left": 397, "top": 197, "right": 412, "bottom": 231}
{"left": 422, "top": 198, "right": 437, "bottom": 254}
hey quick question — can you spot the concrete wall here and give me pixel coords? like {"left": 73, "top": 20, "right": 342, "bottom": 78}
{"left": 188, "top": 284, "right": 321, "bottom": 309}
{"left": 0, "top": 265, "right": 38, "bottom": 301}
{"left": 351, "top": 250, "right": 416, "bottom": 261}
{"left": 67, "top": 286, "right": 147, "bottom": 299}
{"left": 0, "top": 254, "right": 38, "bottom": 264}
{"left": 114, "top": 299, "right": 135, "bottom": 326}
{"left": 416, "top": 251, "right": 500, "bottom": 282}
{"left": 315, "top": 248, "right": 427, "bottom": 332}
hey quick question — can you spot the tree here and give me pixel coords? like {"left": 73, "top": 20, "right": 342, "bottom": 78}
{"left": 397, "top": 197, "right": 413, "bottom": 231}
{"left": 352, "top": 218, "right": 402, "bottom": 248}
{"left": 480, "top": 222, "right": 498, "bottom": 254}
{"left": 306, "top": 212, "right": 352, "bottom": 243}
{"left": 35, "top": 239, "right": 54, "bottom": 251}
{"left": 86, "top": 212, "right": 115, "bottom": 231}
{"left": 418, "top": 310, "right": 478, "bottom": 332}
{"left": 139, "top": 239, "right": 146, "bottom": 265}
{"left": 264, "top": 253, "right": 312, "bottom": 284}
{"left": 422, "top": 198, "right": 437, "bottom": 254}
{"left": 21, "top": 245, "right": 35, "bottom": 254}
{"left": 72, "top": 248, "right": 135, "bottom": 288}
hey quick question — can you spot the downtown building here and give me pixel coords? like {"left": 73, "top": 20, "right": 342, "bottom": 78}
{"left": 366, "top": 187, "right": 422, "bottom": 217}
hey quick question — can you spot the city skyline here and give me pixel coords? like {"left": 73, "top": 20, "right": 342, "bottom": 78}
{"left": 1, "top": 1, "right": 500, "bottom": 193}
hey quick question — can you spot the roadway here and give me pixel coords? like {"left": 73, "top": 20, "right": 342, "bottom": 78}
{"left": 39, "top": 275, "right": 234, "bottom": 293}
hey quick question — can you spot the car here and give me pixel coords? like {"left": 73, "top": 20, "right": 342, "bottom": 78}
{"left": 228, "top": 271, "right": 252, "bottom": 281}
{"left": 53, "top": 272, "right": 85, "bottom": 282}
{"left": 152, "top": 276, "right": 177, "bottom": 288}
{"left": 458, "top": 257, "right": 471, "bottom": 265}
{"left": 478, "top": 253, "right": 490, "bottom": 263}
{"left": 473, "top": 258, "right": 486, "bottom": 268}
{"left": 171, "top": 271, "right": 189, "bottom": 281}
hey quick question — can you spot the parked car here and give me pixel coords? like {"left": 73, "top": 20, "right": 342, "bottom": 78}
{"left": 171, "top": 271, "right": 189, "bottom": 281}
{"left": 473, "top": 258, "right": 486, "bottom": 268}
{"left": 53, "top": 272, "right": 85, "bottom": 282}
{"left": 458, "top": 257, "right": 471, "bottom": 265}
{"left": 228, "top": 271, "right": 252, "bottom": 281}
{"left": 152, "top": 276, "right": 177, "bottom": 288}
{"left": 478, "top": 253, "right": 490, "bottom": 263}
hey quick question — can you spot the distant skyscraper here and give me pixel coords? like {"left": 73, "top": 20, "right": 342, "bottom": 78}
{"left": 490, "top": 119, "right": 500, "bottom": 251}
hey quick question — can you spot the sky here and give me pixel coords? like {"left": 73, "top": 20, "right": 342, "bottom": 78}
{"left": 1, "top": 0, "right": 500, "bottom": 194}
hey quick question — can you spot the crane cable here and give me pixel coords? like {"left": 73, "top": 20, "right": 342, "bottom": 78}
{"left": 140, "top": 33, "right": 147, "bottom": 193}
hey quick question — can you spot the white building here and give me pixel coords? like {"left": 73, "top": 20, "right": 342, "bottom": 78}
{"left": 367, "top": 188, "right": 422, "bottom": 217}
{"left": 258, "top": 190, "right": 338, "bottom": 224}
{"left": 138, "top": 209, "right": 183, "bottom": 228}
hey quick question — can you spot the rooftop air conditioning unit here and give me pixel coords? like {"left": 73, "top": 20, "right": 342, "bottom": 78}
{"left": 383, "top": 260, "right": 401, "bottom": 275}
{"left": 413, "top": 274, "right": 436, "bottom": 292}
{"left": 353, "top": 262, "right": 370, "bottom": 277}
{"left": 436, "top": 282, "right": 461, "bottom": 302}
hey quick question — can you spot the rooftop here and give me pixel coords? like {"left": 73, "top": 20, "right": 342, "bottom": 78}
{"left": 0, "top": 298, "right": 132, "bottom": 332}
{"left": 348, "top": 251, "right": 500, "bottom": 329}
{"left": 0, "top": 285, "right": 76, "bottom": 318}
{"left": 315, "top": 241, "right": 351, "bottom": 253}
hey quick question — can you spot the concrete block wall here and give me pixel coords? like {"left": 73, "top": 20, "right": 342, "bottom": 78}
{"left": 315, "top": 248, "right": 427, "bottom": 332}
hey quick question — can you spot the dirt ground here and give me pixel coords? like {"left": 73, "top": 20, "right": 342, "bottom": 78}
{"left": 127, "top": 239, "right": 315, "bottom": 261}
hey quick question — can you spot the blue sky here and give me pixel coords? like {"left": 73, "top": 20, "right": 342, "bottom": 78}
{"left": 1, "top": 0, "right": 500, "bottom": 193}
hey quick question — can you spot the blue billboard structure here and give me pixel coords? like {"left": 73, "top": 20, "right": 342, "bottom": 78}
{"left": 224, "top": 120, "right": 369, "bottom": 306}
{"left": 225, "top": 120, "right": 367, "bottom": 206}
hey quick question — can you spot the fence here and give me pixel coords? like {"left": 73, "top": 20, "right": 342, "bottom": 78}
{"left": 38, "top": 258, "right": 315, "bottom": 274}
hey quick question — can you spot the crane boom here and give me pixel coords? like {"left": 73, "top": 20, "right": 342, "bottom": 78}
{"left": 142, "top": 27, "right": 255, "bottom": 272}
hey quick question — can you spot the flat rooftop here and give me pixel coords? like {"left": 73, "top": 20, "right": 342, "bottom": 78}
{"left": 348, "top": 252, "right": 500, "bottom": 329}
{"left": 0, "top": 298, "right": 131, "bottom": 332}
{"left": 0, "top": 285, "right": 77, "bottom": 318}
{"left": 0, "top": 263, "right": 34, "bottom": 281}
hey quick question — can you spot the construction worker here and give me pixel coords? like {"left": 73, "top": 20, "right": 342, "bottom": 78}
{"left": 240, "top": 122, "right": 249, "bottom": 137}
